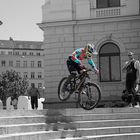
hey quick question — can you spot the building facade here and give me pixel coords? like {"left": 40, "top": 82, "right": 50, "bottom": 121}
{"left": 38, "top": 0, "right": 140, "bottom": 107}
{"left": 0, "top": 39, "right": 45, "bottom": 96}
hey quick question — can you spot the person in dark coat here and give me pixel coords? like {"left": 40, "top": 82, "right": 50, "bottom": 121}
{"left": 28, "top": 83, "right": 40, "bottom": 109}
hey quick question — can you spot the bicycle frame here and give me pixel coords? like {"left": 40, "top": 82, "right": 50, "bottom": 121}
{"left": 58, "top": 68, "right": 101, "bottom": 110}
{"left": 70, "top": 70, "right": 90, "bottom": 94}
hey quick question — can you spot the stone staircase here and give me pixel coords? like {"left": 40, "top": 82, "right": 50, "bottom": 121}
{"left": 0, "top": 108, "right": 140, "bottom": 140}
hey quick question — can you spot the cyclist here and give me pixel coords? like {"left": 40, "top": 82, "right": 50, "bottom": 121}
{"left": 62, "top": 43, "right": 99, "bottom": 92}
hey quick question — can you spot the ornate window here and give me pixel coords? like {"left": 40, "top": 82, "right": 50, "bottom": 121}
{"left": 97, "top": 0, "right": 120, "bottom": 8}
{"left": 23, "top": 72, "right": 28, "bottom": 78}
{"left": 38, "top": 83, "right": 42, "bottom": 88}
{"left": 29, "top": 52, "right": 34, "bottom": 56}
{"left": 16, "top": 60, "right": 20, "bottom": 68}
{"left": 99, "top": 42, "right": 121, "bottom": 82}
{"left": 9, "top": 61, "right": 13, "bottom": 67}
{"left": 36, "top": 52, "right": 41, "bottom": 56}
{"left": 22, "top": 52, "right": 27, "bottom": 56}
{"left": 38, "top": 72, "right": 42, "bottom": 79}
{"left": 1, "top": 60, "right": 6, "bottom": 67}
{"left": 8, "top": 51, "right": 13, "bottom": 55}
{"left": 31, "top": 61, "right": 34, "bottom": 68}
{"left": 38, "top": 61, "right": 42, "bottom": 68}
{"left": 31, "top": 72, "right": 35, "bottom": 79}
{"left": 15, "top": 51, "right": 19, "bottom": 55}
{"left": 23, "top": 61, "right": 27, "bottom": 68}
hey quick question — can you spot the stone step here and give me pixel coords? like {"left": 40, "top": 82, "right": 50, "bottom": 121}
{"left": 58, "top": 108, "right": 140, "bottom": 115}
{"left": 1, "top": 113, "right": 140, "bottom": 126}
{"left": 0, "top": 123, "right": 46, "bottom": 135}
{"left": 49, "top": 112, "right": 140, "bottom": 122}
{"left": 58, "top": 125, "right": 140, "bottom": 138}
{"left": 0, "top": 129, "right": 140, "bottom": 140}
{"left": 56, "top": 133, "right": 140, "bottom": 140}
{"left": 1, "top": 108, "right": 140, "bottom": 140}
{"left": 1, "top": 118, "right": 140, "bottom": 135}
{"left": 1, "top": 108, "right": 140, "bottom": 117}
{"left": 55, "top": 119, "right": 140, "bottom": 129}
{"left": 1, "top": 111, "right": 140, "bottom": 125}
{"left": 0, "top": 115, "right": 45, "bottom": 125}
{"left": 0, "top": 131, "right": 61, "bottom": 140}
{"left": 0, "top": 110, "right": 46, "bottom": 117}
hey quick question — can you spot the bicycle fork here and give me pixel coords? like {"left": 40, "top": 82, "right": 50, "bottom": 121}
{"left": 76, "top": 77, "right": 86, "bottom": 94}
{"left": 86, "top": 83, "right": 92, "bottom": 99}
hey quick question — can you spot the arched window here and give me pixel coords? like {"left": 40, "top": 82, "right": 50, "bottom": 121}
{"left": 99, "top": 42, "right": 121, "bottom": 82}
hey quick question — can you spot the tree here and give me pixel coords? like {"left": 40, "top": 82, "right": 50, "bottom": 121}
{"left": 0, "top": 70, "right": 29, "bottom": 109}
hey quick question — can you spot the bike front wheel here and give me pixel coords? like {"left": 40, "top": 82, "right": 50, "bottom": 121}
{"left": 58, "top": 77, "right": 71, "bottom": 101}
{"left": 78, "top": 82, "right": 101, "bottom": 110}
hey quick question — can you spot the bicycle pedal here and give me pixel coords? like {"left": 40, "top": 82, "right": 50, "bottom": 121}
{"left": 81, "top": 91, "right": 86, "bottom": 94}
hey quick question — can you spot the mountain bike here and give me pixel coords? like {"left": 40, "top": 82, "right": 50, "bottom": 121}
{"left": 58, "top": 69, "right": 101, "bottom": 110}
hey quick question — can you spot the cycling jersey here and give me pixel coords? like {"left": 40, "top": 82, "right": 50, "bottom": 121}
{"left": 67, "top": 48, "right": 97, "bottom": 71}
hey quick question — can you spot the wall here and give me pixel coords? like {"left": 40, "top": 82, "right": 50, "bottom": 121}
{"left": 39, "top": 0, "right": 140, "bottom": 106}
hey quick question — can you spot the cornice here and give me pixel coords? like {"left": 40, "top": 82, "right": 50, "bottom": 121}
{"left": 38, "top": 15, "right": 140, "bottom": 29}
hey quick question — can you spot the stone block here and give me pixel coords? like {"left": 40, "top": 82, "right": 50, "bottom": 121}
{"left": 64, "top": 26, "right": 73, "bottom": 34}
{"left": 0, "top": 99, "right": 3, "bottom": 109}
{"left": 43, "top": 0, "right": 72, "bottom": 22}
{"left": 76, "top": 0, "right": 90, "bottom": 19}
{"left": 117, "top": 21, "right": 131, "bottom": 30}
{"left": 125, "top": 0, "right": 139, "bottom": 16}
{"left": 17, "top": 96, "right": 31, "bottom": 110}
{"left": 6, "top": 97, "right": 14, "bottom": 110}
{"left": 92, "top": 24, "right": 105, "bottom": 32}
{"left": 17, "top": 96, "right": 44, "bottom": 110}
{"left": 104, "top": 22, "right": 117, "bottom": 31}
{"left": 78, "top": 24, "right": 91, "bottom": 33}
{"left": 38, "top": 98, "right": 45, "bottom": 110}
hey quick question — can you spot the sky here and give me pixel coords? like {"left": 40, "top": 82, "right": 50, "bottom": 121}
{"left": 0, "top": 0, "right": 44, "bottom": 41}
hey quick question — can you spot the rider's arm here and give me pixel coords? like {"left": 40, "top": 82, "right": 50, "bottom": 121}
{"left": 87, "top": 58, "right": 98, "bottom": 72}
{"left": 71, "top": 51, "right": 82, "bottom": 65}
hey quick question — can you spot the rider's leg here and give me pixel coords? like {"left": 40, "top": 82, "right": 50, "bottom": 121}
{"left": 62, "top": 60, "right": 76, "bottom": 92}
{"left": 62, "top": 74, "right": 76, "bottom": 92}
{"left": 74, "top": 64, "right": 87, "bottom": 94}
{"left": 130, "top": 81, "right": 137, "bottom": 106}
{"left": 125, "top": 79, "right": 133, "bottom": 106}
{"left": 132, "top": 81, "right": 140, "bottom": 107}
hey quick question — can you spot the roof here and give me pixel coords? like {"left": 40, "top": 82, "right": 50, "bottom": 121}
{"left": 0, "top": 39, "right": 43, "bottom": 50}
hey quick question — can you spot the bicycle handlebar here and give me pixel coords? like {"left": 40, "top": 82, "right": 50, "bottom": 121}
{"left": 80, "top": 68, "right": 92, "bottom": 76}
{"left": 82, "top": 68, "right": 94, "bottom": 73}
{"left": 82, "top": 68, "right": 99, "bottom": 76}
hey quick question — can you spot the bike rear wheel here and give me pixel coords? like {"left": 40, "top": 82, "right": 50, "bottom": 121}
{"left": 58, "top": 77, "right": 71, "bottom": 101}
{"left": 78, "top": 82, "right": 101, "bottom": 110}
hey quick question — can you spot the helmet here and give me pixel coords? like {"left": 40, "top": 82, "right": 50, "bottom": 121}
{"left": 128, "top": 51, "right": 134, "bottom": 56}
{"left": 85, "top": 43, "right": 98, "bottom": 58}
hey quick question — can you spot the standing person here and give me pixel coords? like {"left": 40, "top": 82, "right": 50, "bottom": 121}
{"left": 122, "top": 51, "right": 140, "bottom": 107}
{"left": 28, "top": 83, "right": 40, "bottom": 109}
{"left": 11, "top": 93, "right": 18, "bottom": 109}
{"left": 62, "top": 43, "right": 99, "bottom": 92}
